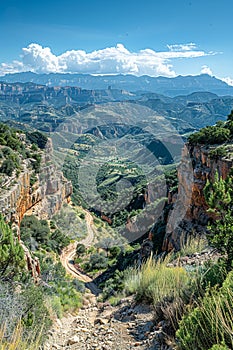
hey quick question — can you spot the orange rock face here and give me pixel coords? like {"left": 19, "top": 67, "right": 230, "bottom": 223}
{"left": 0, "top": 138, "right": 72, "bottom": 225}
{"left": 163, "top": 144, "right": 233, "bottom": 251}
{"left": 183, "top": 144, "right": 233, "bottom": 221}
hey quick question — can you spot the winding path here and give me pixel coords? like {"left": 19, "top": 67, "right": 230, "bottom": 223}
{"left": 60, "top": 209, "right": 100, "bottom": 295}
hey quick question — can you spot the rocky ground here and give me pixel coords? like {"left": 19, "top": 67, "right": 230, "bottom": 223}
{"left": 167, "top": 248, "right": 222, "bottom": 268}
{"left": 43, "top": 245, "right": 223, "bottom": 350}
{"left": 43, "top": 294, "right": 170, "bottom": 350}
{"left": 43, "top": 210, "right": 221, "bottom": 350}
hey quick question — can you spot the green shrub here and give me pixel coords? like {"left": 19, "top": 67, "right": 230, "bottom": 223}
{"left": 30, "top": 172, "right": 37, "bottom": 187}
{"left": 124, "top": 256, "right": 190, "bottom": 304}
{"left": 49, "top": 220, "right": 56, "bottom": 229}
{"left": 0, "top": 215, "right": 25, "bottom": 280}
{"left": 209, "top": 146, "right": 227, "bottom": 159}
{"left": 48, "top": 296, "right": 63, "bottom": 319}
{"left": 204, "top": 173, "right": 233, "bottom": 268}
{"left": 31, "top": 153, "right": 42, "bottom": 173}
{"left": 26, "top": 131, "right": 48, "bottom": 149}
{"left": 78, "top": 212, "right": 85, "bottom": 219}
{"left": 209, "top": 344, "right": 231, "bottom": 350}
{"left": 101, "top": 270, "right": 125, "bottom": 301}
{"left": 49, "top": 229, "right": 70, "bottom": 253}
{"left": 72, "top": 279, "right": 85, "bottom": 293}
{"left": 176, "top": 271, "right": 233, "bottom": 350}
{"left": 20, "top": 215, "right": 50, "bottom": 249}
{"left": 31, "top": 143, "right": 38, "bottom": 152}
{"left": 188, "top": 125, "right": 230, "bottom": 145}
{"left": 76, "top": 243, "right": 86, "bottom": 256}
{"left": 109, "top": 246, "right": 121, "bottom": 258}
{"left": 88, "top": 253, "right": 108, "bottom": 270}
{"left": 0, "top": 159, "right": 15, "bottom": 176}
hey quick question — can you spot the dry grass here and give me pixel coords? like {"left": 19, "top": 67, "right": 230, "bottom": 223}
{"left": 124, "top": 255, "right": 190, "bottom": 305}
{"left": 179, "top": 234, "right": 207, "bottom": 257}
{"left": 0, "top": 323, "right": 42, "bottom": 350}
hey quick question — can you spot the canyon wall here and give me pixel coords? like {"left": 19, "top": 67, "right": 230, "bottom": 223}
{"left": 0, "top": 138, "right": 72, "bottom": 226}
{"left": 163, "top": 144, "right": 233, "bottom": 250}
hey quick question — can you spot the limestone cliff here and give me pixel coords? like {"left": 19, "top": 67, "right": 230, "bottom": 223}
{"left": 0, "top": 138, "right": 72, "bottom": 226}
{"left": 180, "top": 144, "right": 233, "bottom": 221}
{"left": 163, "top": 143, "right": 233, "bottom": 250}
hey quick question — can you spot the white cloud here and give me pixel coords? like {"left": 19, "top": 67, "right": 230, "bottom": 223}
{"left": 201, "top": 65, "right": 213, "bottom": 75}
{"left": 22, "top": 43, "right": 60, "bottom": 73}
{"left": 220, "top": 76, "right": 233, "bottom": 86}
{"left": 167, "top": 43, "right": 197, "bottom": 51}
{"left": 0, "top": 43, "right": 215, "bottom": 77}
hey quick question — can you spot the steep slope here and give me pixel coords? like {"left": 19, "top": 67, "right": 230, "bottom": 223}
{"left": 0, "top": 125, "right": 72, "bottom": 227}
{"left": 164, "top": 114, "right": 233, "bottom": 251}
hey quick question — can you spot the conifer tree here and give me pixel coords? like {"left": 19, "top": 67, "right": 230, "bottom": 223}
{"left": 204, "top": 172, "right": 233, "bottom": 268}
{"left": 0, "top": 215, "right": 25, "bottom": 280}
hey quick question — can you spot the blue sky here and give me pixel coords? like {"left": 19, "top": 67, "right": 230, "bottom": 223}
{"left": 1, "top": 0, "right": 233, "bottom": 83}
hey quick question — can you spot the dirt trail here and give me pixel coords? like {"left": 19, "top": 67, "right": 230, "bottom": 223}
{"left": 44, "top": 209, "right": 158, "bottom": 350}
{"left": 60, "top": 209, "right": 100, "bottom": 295}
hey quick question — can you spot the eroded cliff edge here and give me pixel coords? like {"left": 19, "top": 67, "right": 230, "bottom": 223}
{"left": 0, "top": 138, "right": 72, "bottom": 226}
{"left": 164, "top": 143, "right": 233, "bottom": 250}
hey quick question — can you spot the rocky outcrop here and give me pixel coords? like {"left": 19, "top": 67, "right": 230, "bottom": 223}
{"left": 180, "top": 144, "right": 233, "bottom": 221}
{"left": 0, "top": 138, "right": 72, "bottom": 226}
{"left": 163, "top": 144, "right": 233, "bottom": 251}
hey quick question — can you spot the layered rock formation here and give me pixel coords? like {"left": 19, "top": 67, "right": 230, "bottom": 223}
{"left": 0, "top": 138, "right": 72, "bottom": 226}
{"left": 180, "top": 144, "right": 233, "bottom": 221}
{"left": 163, "top": 144, "right": 233, "bottom": 250}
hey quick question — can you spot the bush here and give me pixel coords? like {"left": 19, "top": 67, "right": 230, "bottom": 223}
{"left": 176, "top": 271, "right": 233, "bottom": 350}
{"left": 209, "top": 345, "right": 231, "bottom": 350}
{"left": 209, "top": 146, "right": 227, "bottom": 159}
{"left": 76, "top": 243, "right": 86, "bottom": 256}
{"left": 0, "top": 215, "right": 25, "bottom": 280}
{"left": 109, "top": 246, "right": 121, "bottom": 258}
{"left": 30, "top": 172, "right": 37, "bottom": 187}
{"left": 49, "top": 229, "right": 70, "bottom": 254}
{"left": 124, "top": 256, "right": 190, "bottom": 304}
{"left": 31, "top": 153, "right": 42, "bottom": 173}
{"left": 204, "top": 173, "right": 233, "bottom": 268}
{"left": 89, "top": 253, "right": 108, "bottom": 270}
{"left": 79, "top": 212, "right": 85, "bottom": 219}
{"left": 26, "top": 131, "right": 48, "bottom": 149}
{"left": 72, "top": 279, "right": 85, "bottom": 293}
{"left": 48, "top": 295, "right": 63, "bottom": 319}
{"left": 0, "top": 282, "right": 51, "bottom": 345}
{"left": 0, "top": 159, "right": 15, "bottom": 176}
{"left": 101, "top": 270, "right": 125, "bottom": 301}
{"left": 20, "top": 215, "right": 50, "bottom": 249}
{"left": 188, "top": 125, "right": 230, "bottom": 145}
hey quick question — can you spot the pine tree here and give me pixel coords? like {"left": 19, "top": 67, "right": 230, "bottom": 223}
{"left": 0, "top": 215, "right": 25, "bottom": 280}
{"left": 204, "top": 172, "right": 233, "bottom": 268}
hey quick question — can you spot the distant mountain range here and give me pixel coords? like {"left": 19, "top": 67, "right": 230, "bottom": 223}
{"left": 1, "top": 72, "right": 233, "bottom": 97}
{"left": 1, "top": 82, "right": 233, "bottom": 134}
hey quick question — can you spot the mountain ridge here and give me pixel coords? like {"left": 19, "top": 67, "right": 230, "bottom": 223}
{"left": 1, "top": 72, "right": 233, "bottom": 97}
{"left": 1, "top": 81, "right": 233, "bottom": 134}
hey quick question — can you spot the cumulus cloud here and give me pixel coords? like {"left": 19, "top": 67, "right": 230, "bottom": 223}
{"left": 0, "top": 42, "right": 215, "bottom": 77}
{"left": 221, "top": 77, "right": 233, "bottom": 86}
{"left": 201, "top": 65, "right": 213, "bottom": 75}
